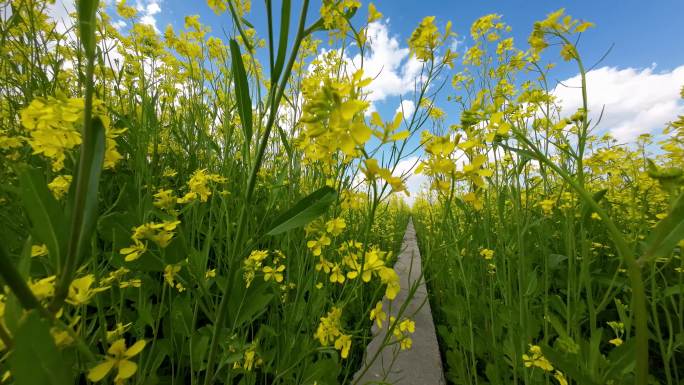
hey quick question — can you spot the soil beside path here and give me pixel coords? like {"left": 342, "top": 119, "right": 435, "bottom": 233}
{"left": 354, "top": 219, "right": 445, "bottom": 385}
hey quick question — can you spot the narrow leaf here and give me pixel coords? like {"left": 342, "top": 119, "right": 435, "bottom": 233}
{"left": 267, "top": 186, "right": 337, "bottom": 235}
{"left": 70, "top": 116, "right": 106, "bottom": 266}
{"left": 77, "top": 0, "right": 99, "bottom": 56}
{"left": 582, "top": 188, "right": 607, "bottom": 222}
{"left": 8, "top": 311, "right": 72, "bottom": 385}
{"left": 643, "top": 190, "right": 684, "bottom": 261}
{"left": 18, "top": 166, "right": 68, "bottom": 268}
{"left": 272, "top": 0, "right": 291, "bottom": 83}
{"left": 229, "top": 39, "right": 253, "bottom": 144}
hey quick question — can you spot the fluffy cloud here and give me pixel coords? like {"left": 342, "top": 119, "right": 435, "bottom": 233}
{"left": 351, "top": 20, "right": 423, "bottom": 104}
{"left": 46, "top": 0, "right": 76, "bottom": 33}
{"left": 310, "top": 20, "right": 424, "bottom": 114}
{"left": 137, "top": 0, "right": 162, "bottom": 32}
{"left": 395, "top": 100, "right": 416, "bottom": 118}
{"left": 112, "top": 19, "right": 127, "bottom": 30}
{"left": 553, "top": 65, "right": 684, "bottom": 142}
{"left": 44, "top": 0, "right": 162, "bottom": 33}
{"left": 394, "top": 156, "right": 428, "bottom": 206}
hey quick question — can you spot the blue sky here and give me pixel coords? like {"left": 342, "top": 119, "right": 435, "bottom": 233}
{"left": 134, "top": 0, "right": 684, "bottom": 80}
{"left": 121, "top": 0, "right": 684, "bottom": 138}
{"left": 95, "top": 0, "right": 684, "bottom": 200}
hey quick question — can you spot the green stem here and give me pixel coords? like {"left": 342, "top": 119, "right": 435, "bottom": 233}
{"left": 0, "top": 245, "right": 49, "bottom": 318}
{"left": 515, "top": 133, "right": 649, "bottom": 385}
{"left": 203, "top": 3, "right": 310, "bottom": 383}
{"left": 51, "top": 0, "right": 100, "bottom": 313}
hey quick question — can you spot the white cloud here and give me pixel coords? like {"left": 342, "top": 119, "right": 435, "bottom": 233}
{"left": 136, "top": 0, "right": 162, "bottom": 32}
{"left": 351, "top": 20, "right": 423, "bottom": 104}
{"left": 395, "top": 100, "right": 415, "bottom": 118}
{"left": 46, "top": 0, "right": 76, "bottom": 33}
{"left": 145, "top": 2, "right": 161, "bottom": 15}
{"left": 309, "top": 20, "right": 424, "bottom": 114}
{"left": 139, "top": 15, "right": 157, "bottom": 29}
{"left": 449, "top": 36, "right": 465, "bottom": 54}
{"left": 112, "top": 20, "right": 127, "bottom": 30}
{"left": 554, "top": 65, "right": 684, "bottom": 142}
{"left": 394, "top": 156, "right": 428, "bottom": 206}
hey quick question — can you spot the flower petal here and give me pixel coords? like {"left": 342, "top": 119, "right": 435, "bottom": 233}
{"left": 115, "top": 360, "right": 138, "bottom": 380}
{"left": 87, "top": 359, "right": 115, "bottom": 382}
{"left": 107, "top": 339, "right": 127, "bottom": 356}
{"left": 125, "top": 339, "right": 146, "bottom": 358}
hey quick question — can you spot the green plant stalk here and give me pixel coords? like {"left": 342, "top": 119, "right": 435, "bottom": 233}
{"left": 0, "top": 245, "right": 47, "bottom": 316}
{"left": 51, "top": 0, "right": 100, "bottom": 313}
{"left": 0, "top": 322, "right": 12, "bottom": 350}
{"left": 0, "top": 246, "right": 95, "bottom": 361}
{"left": 203, "top": 3, "right": 311, "bottom": 383}
{"left": 515, "top": 132, "right": 649, "bottom": 385}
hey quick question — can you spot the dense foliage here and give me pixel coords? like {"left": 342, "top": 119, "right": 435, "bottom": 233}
{"left": 0, "top": 0, "right": 425, "bottom": 384}
{"left": 414, "top": 9, "right": 684, "bottom": 385}
{"left": 1, "top": 1, "right": 682, "bottom": 385}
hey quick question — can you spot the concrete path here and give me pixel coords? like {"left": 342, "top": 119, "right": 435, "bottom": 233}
{"left": 354, "top": 219, "right": 445, "bottom": 385}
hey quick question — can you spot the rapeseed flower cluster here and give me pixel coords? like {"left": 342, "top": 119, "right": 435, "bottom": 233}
{"left": 120, "top": 220, "right": 181, "bottom": 261}
{"left": 178, "top": 169, "right": 227, "bottom": 203}
{"left": 315, "top": 306, "right": 352, "bottom": 359}
{"left": 164, "top": 263, "right": 185, "bottom": 292}
{"left": 307, "top": 221, "right": 401, "bottom": 300}
{"left": 363, "top": 159, "right": 409, "bottom": 196}
{"left": 607, "top": 321, "right": 625, "bottom": 346}
{"left": 320, "top": 0, "right": 360, "bottom": 41}
{"left": 20, "top": 97, "right": 125, "bottom": 172}
{"left": 392, "top": 317, "right": 416, "bottom": 350}
{"left": 408, "top": 16, "right": 452, "bottom": 62}
{"left": 528, "top": 9, "right": 594, "bottom": 61}
{"left": 298, "top": 68, "right": 372, "bottom": 165}
{"left": 243, "top": 250, "right": 287, "bottom": 288}
{"left": 522, "top": 344, "right": 553, "bottom": 371}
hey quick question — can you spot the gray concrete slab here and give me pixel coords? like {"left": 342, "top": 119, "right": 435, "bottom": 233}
{"left": 353, "top": 219, "right": 445, "bottom": 385}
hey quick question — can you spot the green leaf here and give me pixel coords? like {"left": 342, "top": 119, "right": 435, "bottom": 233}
{"left": 0, "top": 244, "right": 42, "bottom": 329}
{"left": 643, "top": 190, "right": 684, "bottom": 261}
{"left": 524, "top": 270, "right": 538, "bottom": 297}
{"left": 191, "top": 333, "right": 210, "bottom": 369}
{"left": 240, "top": 16, "right": 254, "bottom": 29}
{"left": 542, "top": 345, "right": 599, "bottom": 385}
{"left": 18, "top": 166, "right": 68, "bottom": 269}
{"left": 276, "top": 123, "right": 293, "bottom": 159}
{"left": 1, "top": 239, "right": 36, "bottom": 330}
{"left": 266, "top": 186, "right": 337, "bottom": 235}
{"left": 229, "top": 39, "right": 253, "bottom": 144}
{"left": 582, "top": 189, "right": 608, "bottom": 222}
{"left": 605, "top": 338, "right": 636, "bottom": 380}
{"left": 301, "top": 358, "right": 339, "bottom": 385}
{"left": 77, "top": 0, "right": 99, "bottom": 56}
{"left": 17, "top": 237, "right": 33, "bottom": 278}
{"left": 228, "top": 279, "right": 273, "bottom": 328}
{"left": 69, "top": 116, "right": 106, "bottom": 266}
{"left": 548, "top": 253, "right": 568, "bottom": 270}
{"left": 272, "top": 0, "right": 291, "bottom": 84}
{"left": 664, "top": 285, "right": 682, "bottom": 298}
{"left": 8, "top": 311, "right": 72, "bottom": 385}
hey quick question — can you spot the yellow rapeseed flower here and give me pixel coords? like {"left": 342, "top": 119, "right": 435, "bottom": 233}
{"left": 334, "top": 334, "right": 352, "bottom": 359}
{"left": 263, "top": 265, "right": 285, "bottom": 283}
{"left": 66, "top": 275, "right": 109, "bottom": 306}
{"left": 522, "top": 344, "right": 554, "bottom": 372}
{"left": 31, "top": 244, "right": 48, "bottom": 257}
{"left": 480, "top": 248, "right": 494, "bottom": 260}
{"left": 87, "top": 339, "right": 146, "bottom": 383}
{"left": 369, "top": 301, "right": 386, "bottom": 328}
{"left": 48, "top": 175, "right": 72, "bottom": 199}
